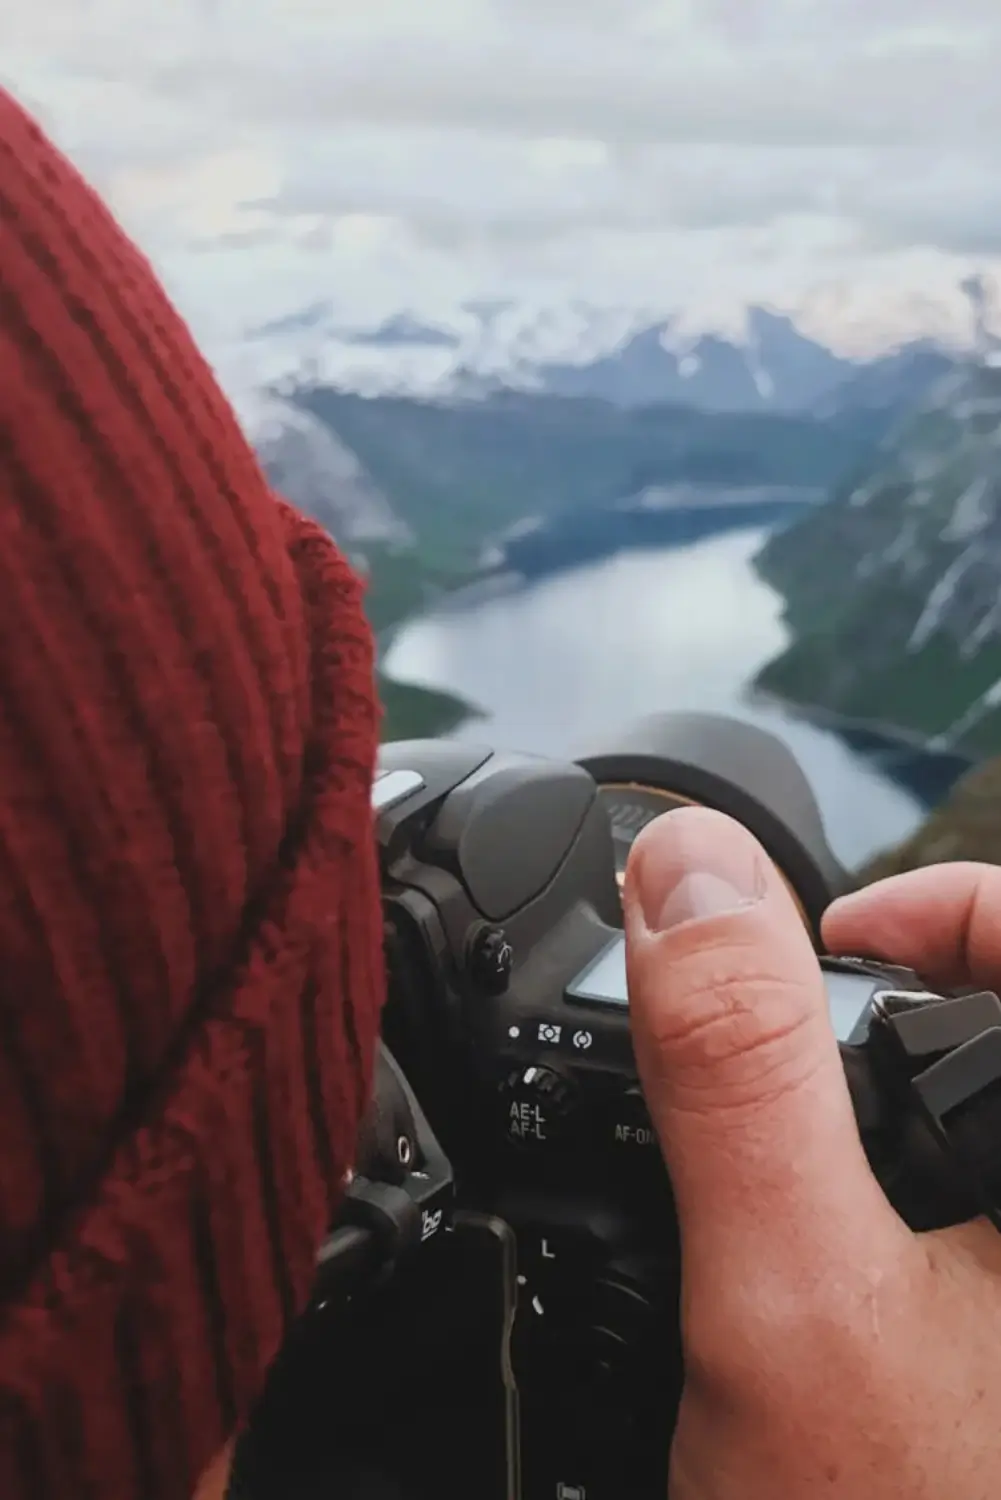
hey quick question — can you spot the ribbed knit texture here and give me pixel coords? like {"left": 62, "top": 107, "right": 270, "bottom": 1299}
{"left": 0, "top": 87, "right": 384, "bottom": 1500}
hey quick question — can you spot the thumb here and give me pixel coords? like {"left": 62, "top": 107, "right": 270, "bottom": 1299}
{"left": 623, "top": 807, "right": 906, "bottom": 1285}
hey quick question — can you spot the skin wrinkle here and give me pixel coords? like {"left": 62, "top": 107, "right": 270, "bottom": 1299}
{"left": 639, "top": 967, "right": 817, "bottom": 1072}
{"left": 632, "top": 929, "right": 830, "bottom": 1118}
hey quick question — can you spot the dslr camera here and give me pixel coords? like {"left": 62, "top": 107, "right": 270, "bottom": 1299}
{"left": 233, "top": 713, "right": 1001, "bottom": 1500}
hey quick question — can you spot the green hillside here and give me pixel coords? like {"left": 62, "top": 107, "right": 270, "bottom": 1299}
{"left": 300, "top": 386, "right": 884, "bottom": 571}
{"left": 755, "top": 362, "right": 1001, "bottom": 759}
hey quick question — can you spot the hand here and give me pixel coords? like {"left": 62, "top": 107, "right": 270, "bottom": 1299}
{"left": 622, "top": 808, "right": 1001, "bottom": 1499}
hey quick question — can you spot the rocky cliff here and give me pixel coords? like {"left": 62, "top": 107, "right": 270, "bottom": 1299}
{"left": 251, "top": 395, "right": 412, "bottom": 548}
{"left": 755, "top": 357, "right": 1001, "bottom": 760}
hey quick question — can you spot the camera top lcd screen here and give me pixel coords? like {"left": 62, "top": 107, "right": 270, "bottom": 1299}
{"left": 825, "top": 969, "right": 876, "bottom": 1044}
{"left": 566, "top": 932, "right": 628, "bottom": 1008}
{"left": 567, "top": 933, "right": 874, "bottom": 1040}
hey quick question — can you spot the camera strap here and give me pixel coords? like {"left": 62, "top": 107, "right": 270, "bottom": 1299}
{"left": 314, "top": 1046, "right": 456, "bottom": 1302}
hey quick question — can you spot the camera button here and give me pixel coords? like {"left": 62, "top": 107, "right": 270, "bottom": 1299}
{"left": 603, "top": 1085, "right": 658, "bottom": 1152}
{"left": 499, "top": 1064, "right": 577, "bottom": 1147}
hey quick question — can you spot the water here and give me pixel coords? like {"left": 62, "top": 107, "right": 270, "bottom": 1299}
{"left": 384, "top": 527, "right": 963, "bottom": 871}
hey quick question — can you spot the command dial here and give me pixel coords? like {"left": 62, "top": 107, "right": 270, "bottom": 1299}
{"left": 586, "top": 1252, "right": 677, "bottom": 1401}
{"left": 500, "top": 1064, "right": 577, "bottom": 1147}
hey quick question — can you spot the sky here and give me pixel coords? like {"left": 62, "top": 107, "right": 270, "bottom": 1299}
{"left": 4, "top": 0, "right": 1001, "bottom": 388}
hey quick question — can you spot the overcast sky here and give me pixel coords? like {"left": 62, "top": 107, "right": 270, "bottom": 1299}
{"left": 4, "top": 0, "right": 1001, "bottom": 372}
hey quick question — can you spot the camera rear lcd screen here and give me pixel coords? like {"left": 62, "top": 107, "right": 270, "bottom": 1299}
{"left": 567, "top": 933, "right": 628, "bottom": 1007}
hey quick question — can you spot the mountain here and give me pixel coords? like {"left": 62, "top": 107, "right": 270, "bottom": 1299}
{"left": 533, "top": 309, "right": 850, "bottom": 413}
{"left": 754, "top": 356, "right": 1001, "bottom": 759}
{"left": 252, "top": 395, "right": 412, "bottom": 547}
{"left": 248, "top": 378, "right": 886, "bottom": 703}
{"left": 245, "top": 393, "right": 475, "bottom": 739}
{"left": 245, "top": 342, "right": 973, "bottom": 745}
{"left": 858, "top": 754, "right": 1001, "bottom": 882}
{"left": 248, "top": 302, "right": 332, "bottom": 342}
{"left": 813, "top": 341, "right": 955, "bottom": 420}
{"left": 238, "top": 293, "right": 986, "bottom": 417}
{"left": 291, "top": 385, "right": 886, "bottom": 573}
{"left": 532, "top": 310, "right": 978, "bottom": 419}
{"left": 339, "top": 314, "right": 462, "bottom": 350}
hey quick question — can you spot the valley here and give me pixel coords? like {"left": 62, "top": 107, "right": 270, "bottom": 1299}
{"left": 282, "top": 378, "right": 895, "bottom": 627}
{"left": 250, "top": 297, "right": 1001, "bottom": 872}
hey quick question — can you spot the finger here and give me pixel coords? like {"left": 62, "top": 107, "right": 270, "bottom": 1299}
{"left": 824, "top": 863, "right": 1001, "bottom": 992}
{"left": 623, "top": 807, "right": 906, "bottom": 1289}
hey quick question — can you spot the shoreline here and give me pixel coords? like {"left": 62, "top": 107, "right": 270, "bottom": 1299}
{"left": 747, "top": 684, "right": 976, "bottom": 767}
{"left": 376, "top": 619, "right": 487, "bottom": 741}
{"left": 375, "top": 569, "right": 521, "bottom": 652}
{"left": 374, "top": 568, "right": 520, "bottom": 741}
{"left": 412, "top": 567, "right": 524, "bottom": 615}
{"left": 372, "top": 518, "right": 981, "bottom": 771}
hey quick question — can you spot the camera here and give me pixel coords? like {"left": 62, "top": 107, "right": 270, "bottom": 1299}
{"left": 233, "top": 713, "right": 1001, "bottom": 1500}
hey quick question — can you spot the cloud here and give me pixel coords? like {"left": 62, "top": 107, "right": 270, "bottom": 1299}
{"left": 3, "top": 0, "right": 1001, "bottom": 362}
{"left": 130, "top": 29, "right": 1001, "bottom": 156}
{"left": 26, "top": 0, "right": 997, "bottom": 156}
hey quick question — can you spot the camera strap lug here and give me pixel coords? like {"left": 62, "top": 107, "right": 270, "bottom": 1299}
{"left": 871, "top": 988, "right": 1001, "bottom": 1230}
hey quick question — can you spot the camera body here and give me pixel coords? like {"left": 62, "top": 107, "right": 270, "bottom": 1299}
{"left": 376, "top": 741, "right": 680, "bottom": 1499}
{"left": 235, "top": 716, "right": 1001, "bottom": 1500}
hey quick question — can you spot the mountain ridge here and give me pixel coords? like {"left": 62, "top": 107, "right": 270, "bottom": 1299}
{"left": 239, "top": 286, "right": 993, "bottom": 415}
{"left": 284, "top": 383, "right": 887, "bottom": 573}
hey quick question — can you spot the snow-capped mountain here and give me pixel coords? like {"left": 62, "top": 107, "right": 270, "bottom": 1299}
{"left": 755, "top": 352, "right": 1001, "bottom": 757}
{"left": 530, "top": 308, "right": 851, "bottom": 412}
{"left": 234, "top": 284, "right": 1001, "bottom": 419}
{"left": 233, "top": 296, "right": 981, "bottom": 650}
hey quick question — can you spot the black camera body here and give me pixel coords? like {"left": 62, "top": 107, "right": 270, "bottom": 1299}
{"left": 234, "top": 716, "right": 1001, "bottom": 1500}
{"left": 375, "top": 741, "right": 681, "bottom": 1499}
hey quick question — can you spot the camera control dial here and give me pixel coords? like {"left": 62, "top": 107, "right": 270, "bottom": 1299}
{"left": 587, "top": 1255, "right": 670, "bottom": 1390}
{"left": 500, "top": 1063, "right": 577, "bottom": 1147}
